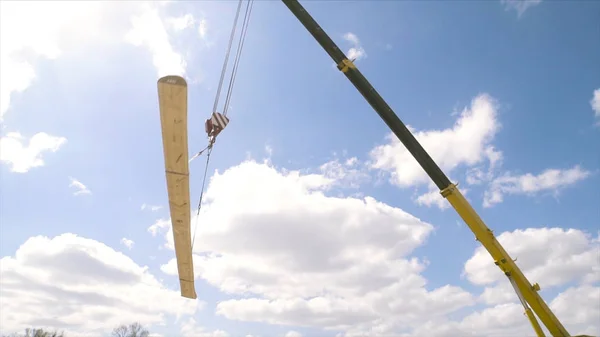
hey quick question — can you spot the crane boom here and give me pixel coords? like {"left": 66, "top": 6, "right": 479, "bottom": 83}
{"left": 281, "top": 0, "right": 571, "bottom": 336}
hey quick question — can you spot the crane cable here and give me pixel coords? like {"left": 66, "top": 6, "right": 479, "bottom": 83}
{"left": 191, "top": 0, "right": 254, "bottom": 250}
{"left": 223, "top": 0, "right": 254, "bottom": 117}
{"left": 211, "top": 0, "right": 244, "bottom": 116}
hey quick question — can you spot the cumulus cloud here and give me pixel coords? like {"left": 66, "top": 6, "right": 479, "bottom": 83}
{"left": 69, "top": 177, "right": 92, "bottom": 196}
{"left": 148, "top": 218, "right": 171, "bottom": 237}
{"left": 393, "top": 227, "right": 600, "bottom": 337}
{"left": 415, "top": 188, "right": 450, "bottom": 210}
{"left": 319, "top": 156, "right": 370, "bottom": 189}
{"left": 483, "top": 165, "right": 591, "bottom": 207}
{"left": 163, "top": 12, "right": 208, "bottom": 41}
{"left": 124, "top": 4, "right": 188, "bottom": 77}
{"left": 432, "top": 290, "right": 597, "bottom": 337}
{"left": 368, "top": 93, "right": 592, "bottom": 208}
{"left": 465, "top": 146, "right": 503, "bottom": 185}
{"left": 142, "top": 203, "right": 163, "bottom": 212}
{"left": 0, "top": 132, "right": 67, "bottom": 173}
{"left": 0, "top": 233, "right": 200, "bottom": 335}
{"left": 395, "top": 290, "right": 598, "bottom": 337}
{"left": 153, "top": 157, "right": 599, "bottom": 336}
{"left": 17, "top": 158, "right": 586, "bottom": 337}
{"left": 265, "top": 144, "right": 273, "bottom": 157}
{"left": 166, "top": 13, "right": 195, "bottom": 31}
{"left": 370, "top": 94, "right": 501, "bottom": 189}
{"left": 0, "top": 1, "right": 103, "bottom": 120}
{"left": 159, "top": 159, "right": 475, "bottom": 333}
{"left": 414, "top": 183, "right": 470, "bottom": 211}
{"left": 501, "top": 0, "right": 543, "bottom": 17}
{"left": 0, "top": 1, "right": 157, "bottom": 119}
{"left": 180, "top": 317, "right": 228, "bottom": 337}
{"left": 591, "top": 88, "right": 600, "bottom": 125}
{"left": 460, "top": 228, "right": 600, "bottom": 336}
{"left": 120, "top": 238, "right": 135, "bottom": 250}
{"left": 464, "top": 227, "right": 600, "bottom": 287}
{"left": 342, "top": 32, "right": 366, "bottom": 62}
{"left": 0, "top": 1, "right": 192, "bottom": 120}
{"left": 198, "top": 18, "right": 208, "bottom": 40}
{"left": 550, "top": 285, "right": 600, "bottom": 336}
{"left": 454, "top": 227, "right": 599, "bottom": 337}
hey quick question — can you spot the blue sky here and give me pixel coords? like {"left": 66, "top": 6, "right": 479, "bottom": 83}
{"left": 1, "top": 1, "right": 599, "bottom": 337}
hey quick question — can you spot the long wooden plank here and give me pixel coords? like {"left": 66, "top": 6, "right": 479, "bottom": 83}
{"left": 157, "top": 75, "right": 197, "bottom": 299}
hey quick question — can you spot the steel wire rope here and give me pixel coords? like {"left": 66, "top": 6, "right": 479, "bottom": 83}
{"left": 223, "top": 0, "right": 255, "bottom": 117}
{"left": 211, "top": 0, "right": 244, "bottom": 115}
{"left": 191, "top": 0, "right": 254, "bottom": 251}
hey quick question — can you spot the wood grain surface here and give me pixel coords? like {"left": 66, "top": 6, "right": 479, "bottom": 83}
{"left": 157, "top": 75, "right": 197, "bottom": 299}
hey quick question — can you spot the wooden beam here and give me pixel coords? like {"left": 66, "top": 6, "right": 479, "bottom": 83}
{"left": 157, "top": 75, "right": 197, "bottom": 299}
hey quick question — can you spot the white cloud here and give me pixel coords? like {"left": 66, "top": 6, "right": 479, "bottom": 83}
{"left": 483, "top": 165, "right": 591, "bottom": 207}
{"left": 0, "top": 1, "right": 192, "bottom": 119}
{"left": 342, "top": 32, "right": 366, "bottom": 62}
{"left": 368, "top": 94, "right": 590, "bottom": 209}
{"left": 457, "top": 302, "right": 538, "bottom": 337}
{"left": 478, "top": 282, "right": 516, "bottom": 306}
{"left": 370, "top": 94, "right": 501, "bottom": 189}
{"left": 415, "top": 188, "right": 449, "bottom": 210}
{"left": 409, "top": 286, "right": 599, "bottom": 337}
{"left": 0, "top": 1, "right": 103, "bottom": 120}
{"left": 389, "top": 284, "right": 599, "bottom": 337}
{"left": 154, "top": 158, "right": 598, "bottom": 336}
{"left": 284, "top": 331, "right": 302, "bottom": 337}
{"left": 69, "top": 177, "right": 92, "bottom": 196}
{"left": 0, "top": 233, "right": 200, "bottom": 335}
{"left": 160, "top": 159, "right": 475, "bottom": 332}
{"left": 198, "top": 18, "right": 208, "bottom": 40}
{"left": 415, "top": 183, "right": 470, "bottom": 211}
{"left": 148, "top": 218, "right": 171, "bottom": 237}
{"left": 264, "top": 144, "right": 273, "bottom": 158}
{"left": 395, "top": 228, "right": 600, "bottom": 337}
{"left": 142, "top": 203, "right": 163, "bottom": 212}
{"left": 454, "top": 227, "right": 600, "bottom": 337}
{"left": 591, "top": 88, "right": 600, "bottom": 125}
{"left": 465, "top": 146, "right": 503, "bottom": 185}
{"left": 0, "top": 132, "right": 67, "bottom": 173}
{"left": 550, "top": 285, "right": 600, "bottom": 336}
{"left": 501, "top": 0, "right": 543, "bottom": 17}
{"left": 166, "top": 13, "right": 195, "bottom": 31}
{"left": 319, "top": 156, "right": 370, "bottom": 189}
{"left": 180, "top": 317, "right": 228, "bottom": 337}
{"left": 124, "top": 4, "right": 187, "bottom": 77}
{"left": 464, "top": 227, "right": 600, "bottom": 288}
{"left": 120, "top": 238, "right": 135, "bottom": 250}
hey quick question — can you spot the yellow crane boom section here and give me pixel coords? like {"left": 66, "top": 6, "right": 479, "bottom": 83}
{"left": 442, "top": 184, "right": 568, "bottom": 336}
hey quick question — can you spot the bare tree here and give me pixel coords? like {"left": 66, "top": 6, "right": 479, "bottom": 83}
{"left": 1, "top": 328, "right": 65, "bottom": 337}
{"left": 111, "top": 323, "right": 149, "bottom": 337}
{"left": 111, "top": 325, "right": 128, "bottom": 337}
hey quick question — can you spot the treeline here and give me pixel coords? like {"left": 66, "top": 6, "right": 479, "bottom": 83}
{"left": 2, "top": 322, "right": 149, "bottom": 337}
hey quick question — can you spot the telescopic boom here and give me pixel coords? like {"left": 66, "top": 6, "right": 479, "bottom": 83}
{"left": 281, "top": 1, "right": 571, "bottom": 336}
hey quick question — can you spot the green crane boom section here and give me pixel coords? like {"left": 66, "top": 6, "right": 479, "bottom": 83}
{"left": 281, "top": 0, "right": 571, "bottom": 336}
